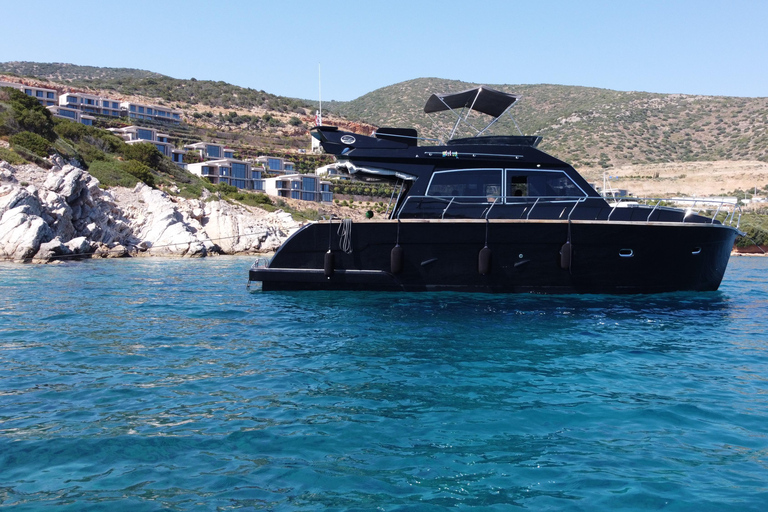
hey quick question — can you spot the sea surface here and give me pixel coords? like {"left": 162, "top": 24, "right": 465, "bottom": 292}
{"left": 1, "top": 256, "right": 768, "bottom": 511}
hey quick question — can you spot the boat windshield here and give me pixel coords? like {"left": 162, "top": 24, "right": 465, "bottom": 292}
{"left": 426, "top": 168, "right": 587, "bottom": 201}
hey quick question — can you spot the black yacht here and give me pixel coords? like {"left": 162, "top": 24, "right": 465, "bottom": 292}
{"left": 249, "top": 86, "right": 741, "bottom": 293}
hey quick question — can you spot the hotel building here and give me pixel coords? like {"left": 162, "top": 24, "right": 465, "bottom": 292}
{"left": 59, "top": 92, "right": 122, "bottom": 117}
{"left": 47, "top": 105, "right": 95, "bottom": 126}
{"left": 0, "top": 81, "right": 58, "bottom": 107}
{"left": 187, "top": 159, "right": 264, "bottom": 191}
{"left": 263, "top": 173, "right": 332, "bottom": 202}
{"left": 121, "top": 101, "right": 182, "bottom": 124}
{"left": 108, "top": 126, "right": 174, "bottom": 158}
{"left": 254, "top": 155, "right": 295, "bottom": 175}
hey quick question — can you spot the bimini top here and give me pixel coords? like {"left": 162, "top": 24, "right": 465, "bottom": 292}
{"left": 424, "top": 86, "right": 519, "bottom": 118}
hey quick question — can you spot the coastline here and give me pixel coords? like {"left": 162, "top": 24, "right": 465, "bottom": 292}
{"left": 4, "top": 158, "right": 766, "bottom": 264}
{"left": 1, "top": 159, "right": 302, "bottom": 263}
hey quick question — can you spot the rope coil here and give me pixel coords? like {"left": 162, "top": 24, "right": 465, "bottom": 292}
{"left": 337, "top": 218, "right": 353, "bottom": 254}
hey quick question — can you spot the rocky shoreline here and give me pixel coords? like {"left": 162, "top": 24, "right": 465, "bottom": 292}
{"left": 2, "top": 158, "right": 762, "bottom": 265}
{"left": 0, "top": 159, "right": 302, "bottom": 263}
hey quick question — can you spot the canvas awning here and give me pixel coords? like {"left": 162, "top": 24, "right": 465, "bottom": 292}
{"left": 424, "top": 86, "right": 519, "bottom": 117}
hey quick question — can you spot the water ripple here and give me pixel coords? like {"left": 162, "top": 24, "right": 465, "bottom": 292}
{"left": 0, "top": 257, "right": 767, "bottom": 509}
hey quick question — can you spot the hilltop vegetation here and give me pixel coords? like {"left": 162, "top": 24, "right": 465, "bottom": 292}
{"left": 1, "top": 61, "right": 311, "bottom": 113}
{"left": 4, "top": 62, "right": 768, "bottom": 245}
{"left": 327, "top": 78, "right": 768, "bottom": 169}
{"left": 4, "top": 63, "right": 768, "bottom": 171}
{"left": 0, "top": 86, "right": 212, "bottom": 197}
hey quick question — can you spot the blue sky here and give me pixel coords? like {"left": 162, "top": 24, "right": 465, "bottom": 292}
{"left": 2, "top": 0, "right": 766, "bottom": 101}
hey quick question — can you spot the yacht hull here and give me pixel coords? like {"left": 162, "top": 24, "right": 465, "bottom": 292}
{"left": 249, "top": 220, "right": 738, "bottom": 294}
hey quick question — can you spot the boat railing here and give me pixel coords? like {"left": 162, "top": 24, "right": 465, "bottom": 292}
{"left": 397, "top": 195, "right": 742, "bottom": 228}
{"left": 398, "top": 195, "right": 588, "bottom": 220}
{"left": 606, "top": 196, "right": 742, "bottom": 228}
{"left": 250, "top": 256, "right": 270, "bottom": 269}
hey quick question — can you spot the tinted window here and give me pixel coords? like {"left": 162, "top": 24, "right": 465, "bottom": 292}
{"left": 427, "top": 169, "right": 502, "bottom": 199}
{"left": 506, "top": 174, "right": 528, "bottom": 197}
{"left": 506, "top": 170, "right": 584, "bottom": 199}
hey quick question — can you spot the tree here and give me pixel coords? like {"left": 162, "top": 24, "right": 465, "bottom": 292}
{"left": 121, "top": 142, "right": 163, "bottom": 168}
{"left": 0, "top": 87, "right": 57, "bottom": 141}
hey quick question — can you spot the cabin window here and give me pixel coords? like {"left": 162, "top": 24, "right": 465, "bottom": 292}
{"left": 506, "top": 175, "right": 528, "bottom": 197}
{"left": 427, "top": 169, "right": 502, "bottom": 201}
{"left": 505, "top": 170, "right": 585, "bottom": 199}
{"left": 541, "top": 174, "right": 583, "bottom": 197}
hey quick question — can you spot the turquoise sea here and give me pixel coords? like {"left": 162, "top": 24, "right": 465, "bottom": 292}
{"left": 1, "top": 256, "right": 768, "bottom": 511}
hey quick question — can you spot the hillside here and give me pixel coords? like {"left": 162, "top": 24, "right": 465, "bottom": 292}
{"left": 0, "top": 62, "right": 374, "bottom": 158}
{"left": 327, "top": 78, "right": 768, "bottom": 170}
{"left": 4, "top": 62, "right": 768, "bottom": 248}
{"left": 2, "top": 62, "right": 768, "bottom": 195}
{"left": 0, "top": 61, "right": 309, "bottom": 112}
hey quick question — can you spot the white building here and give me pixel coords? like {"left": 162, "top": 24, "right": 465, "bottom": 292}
{"left": 263, "top": 173, "right": 332, "bottom": 202}
{"left": 315, "top": 163, "right": 350, "bottom": 180}
{"left": 183, "top": 142, "right": 235, "bottom": 161}
{"left": 59, "top": 92, "right": 122, "bottom": 118}
{"left": 255, "top": 155, "right": 295, "bottom": 175}
{"left": 1, "top": 81, "right": 58, "bottom": 106}
{"left": 187, "top": 159, "right": 264, "bottom": 191}
{"left": 108, "top": 125, "right": 174, "bottom": 158}
{"left": 47, "top": 105, "right": 95, "bottom": 126}
{"left": 121, "top": 101, "right": 182, "bottom": 124}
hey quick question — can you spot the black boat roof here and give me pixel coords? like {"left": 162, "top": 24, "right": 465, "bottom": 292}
{"left": 309, "top": 86, "right": 595, "bottom": 192}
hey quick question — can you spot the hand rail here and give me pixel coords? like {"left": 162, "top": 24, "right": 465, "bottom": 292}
{"left": 605, "top": 196, "right": 741, "bottom": 228}
{"left": 484, "top": 196, "right": 500, "bottom": 220}
{"left": 645, "top": 200, "right": 662, "bottom": 223}
{"left": 441, "top": 197, "right": 455, "bottom": 219}
{"left": 396, "top": 195, "right": 741, "bottom": 228}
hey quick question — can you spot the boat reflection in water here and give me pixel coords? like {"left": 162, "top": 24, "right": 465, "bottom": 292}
{"left": 250, "top": 87, "right": 741, "bottom": 293}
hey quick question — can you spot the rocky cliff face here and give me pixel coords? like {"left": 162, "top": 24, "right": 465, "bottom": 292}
{"left": 0, "top": 159, "right": 301, "bottom": 263}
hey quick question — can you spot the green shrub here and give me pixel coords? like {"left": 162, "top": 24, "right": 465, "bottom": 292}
{"left": 51, "top": 138, "right": 80, "bottom": 162}
{"left": 121, "top": 142, "right": 162, "bottom": 168}
{"left": 735, "top": 214, "right": 768, "bottom": 248}
{"left": 122, "top": 160, "right": 156, "bottom": 187}
{"left": 252, "top": 193, "right": 273, "bottom": 205}
{"left": 0, "top": 146, "right": 26, "bottom": 165}
{"left": 53, "top": 119, "right": 90, "bottom": 141}
{"left": 87, "top": 160, "right": 140, "bottom": 188}
{"left": 10, "top": 131, "right": 52, "bottom": 157}
{"left": 54, "top": 119, "right": 124, "bottom": 153}
{"left": 216, "top": 182, "right": 238, "bottom": 195}
{"left": 76, "top": 140, "right": 109, "bottom": 164}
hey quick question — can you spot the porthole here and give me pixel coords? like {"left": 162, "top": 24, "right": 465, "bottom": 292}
{"left": 619, "top": 248, "right": 634, "bottom": 258}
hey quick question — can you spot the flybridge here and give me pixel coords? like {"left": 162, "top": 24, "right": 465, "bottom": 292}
{"left": 310, "top": 86, "right": 534, "bottom": 150}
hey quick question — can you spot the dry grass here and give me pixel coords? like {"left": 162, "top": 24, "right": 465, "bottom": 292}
{"left": 579, "top": 160, "right": 768, "bottom": 198}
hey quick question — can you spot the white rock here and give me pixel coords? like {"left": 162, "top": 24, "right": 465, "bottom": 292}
{"left": 65, "top": 236, "right": 92, "bottom": 254}
{"left": 0, "top": 205, "right": 54, "bottom": 260}
{"left": 0, "top": 159, "right": 302, "bottom": 262}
